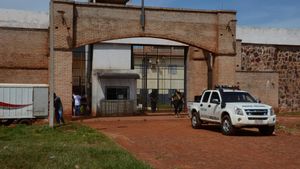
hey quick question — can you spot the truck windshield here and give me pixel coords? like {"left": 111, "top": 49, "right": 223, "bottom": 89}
{"left": 222, "top": 92, "right": 257, "bottom": 103}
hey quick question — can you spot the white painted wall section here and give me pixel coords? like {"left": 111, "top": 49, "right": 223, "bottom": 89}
{"left": 237, "top": 27, "right": 300, "bottom": 45}
{"left": 0, "top": 8, "right": 48, "bottom": 29}
{"left": 93, "top": 44, "right": 131, "bottom": 70}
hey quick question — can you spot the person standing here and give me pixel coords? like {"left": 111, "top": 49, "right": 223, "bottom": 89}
{"left": 149, "top": 90, "right": 158, "bottom": 112}
{"left": 54, "top": 93, "right": 65, "bottom": 125}
{"left": 73, "top": 93, "right": 81, "bottom": 116}
{"left": 172, "top": 89, "right": 183, "bottom": 117}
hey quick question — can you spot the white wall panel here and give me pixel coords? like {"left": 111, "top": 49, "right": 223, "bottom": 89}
{"left": 93, "top": 44, "right": 131, "bottom": 70}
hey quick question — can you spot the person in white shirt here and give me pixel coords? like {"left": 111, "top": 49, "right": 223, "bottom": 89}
{"left": 73, "top": 93, "right": 81, "bottom": 116}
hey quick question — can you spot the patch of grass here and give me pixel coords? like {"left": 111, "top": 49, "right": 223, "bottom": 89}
{"left": 0, "top": 123, "right": 152, "bottom": 169}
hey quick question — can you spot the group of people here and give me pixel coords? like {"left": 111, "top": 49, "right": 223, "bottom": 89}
{"left": 53, "top": 92, "right": 83, "bottom": 125}
{"left": 54, "top": 89, "right": 184, "bottom": 125}
{"left": 149, "top": 89, "right": 184, "bottom": 117}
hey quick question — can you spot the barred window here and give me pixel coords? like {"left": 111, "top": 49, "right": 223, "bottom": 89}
{"left": 106, "top": 87, "right": 129, "bottom": 100}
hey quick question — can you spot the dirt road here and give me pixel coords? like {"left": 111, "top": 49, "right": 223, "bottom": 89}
{"left": 82, "top": 115, "right": 300, "bottom": 169}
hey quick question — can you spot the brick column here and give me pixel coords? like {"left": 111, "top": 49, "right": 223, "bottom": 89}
{"left": 186, "top": 47, "right": 208, "bottom": 101}
{"left": 212, "top": 55, "right": 236, "bottom": 87}
{"left": 54, "top": 50, "right": 73, "bottom": 119}
{"left": 52, "top": 1, "right": 74, "bottom": 119}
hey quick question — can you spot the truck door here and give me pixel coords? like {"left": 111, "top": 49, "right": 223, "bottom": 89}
{"left": 208, "top": 92, "right": 222, "bottom": 121}
{"left": 199, "top": 91, "right": 211, "bottom": 120}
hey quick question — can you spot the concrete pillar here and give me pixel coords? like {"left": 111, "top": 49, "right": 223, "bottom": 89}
{"left": 212, "top": 12, "right": 237, "bottom": 87}
{"left": 186, "top": 47, "right": 208, "bottom": 101}
{"left": 54, "top": 50, "right": 73, "bottom": 119}
{"left": 212, "top": 55, "right": 236, "bottom": 87}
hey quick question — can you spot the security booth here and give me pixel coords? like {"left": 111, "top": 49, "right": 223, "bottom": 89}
{"left": 92, "top": 70, "right": 140, "bottom": 116}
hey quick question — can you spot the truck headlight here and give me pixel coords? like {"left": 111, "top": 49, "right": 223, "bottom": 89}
{"left": 270, "top": 108, "right": 275, "bottom": 116}
{"left": 235, "top": 107, "right": 244, "bottom": 116}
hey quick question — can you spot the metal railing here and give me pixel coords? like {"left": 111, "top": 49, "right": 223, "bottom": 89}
{"left": 98, "top": 100, "right": 137, "bottom": 116}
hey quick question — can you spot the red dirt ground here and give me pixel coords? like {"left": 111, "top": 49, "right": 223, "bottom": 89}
{"left": 82, "top": 115, "right": 300, "bottom": 169}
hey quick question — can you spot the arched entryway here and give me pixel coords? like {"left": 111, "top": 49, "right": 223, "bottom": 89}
{"left": 50, "top": 0, "right": 237, "bottom": 117}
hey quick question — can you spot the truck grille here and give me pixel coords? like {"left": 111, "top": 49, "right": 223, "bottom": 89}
{"left": 248, "top": 117, "right": 268, "bottom": 120}
{"left": 245, "top": 109, "right": 268, "bottom": 116}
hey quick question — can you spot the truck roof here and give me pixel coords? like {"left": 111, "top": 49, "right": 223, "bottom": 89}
{"left": 204, "top": 89, "right": 247, "bottom": 93}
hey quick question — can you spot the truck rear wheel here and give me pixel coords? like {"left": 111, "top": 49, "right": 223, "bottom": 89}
{"left": 221, "top": 115, "right": 235, "bottom": 135}
{"left": 191, "top": 112, "right": 201, "bottom": 129}
{"left": 259, "top": 126, "right": 275, "bottom": 136}
{"left": 17, "top": 119, "right": 32, "bottom": 125}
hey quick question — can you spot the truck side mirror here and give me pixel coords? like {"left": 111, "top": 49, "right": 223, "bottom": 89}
{"left": 255, "top": 97, "right": 261, "bottom": 103}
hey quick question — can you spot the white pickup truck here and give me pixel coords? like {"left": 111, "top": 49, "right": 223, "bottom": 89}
{"left": 188, "top": 87, "right": 276, "bottom": 135}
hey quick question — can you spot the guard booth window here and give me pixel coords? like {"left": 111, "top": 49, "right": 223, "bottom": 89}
{"left": 106, "top": 87, "right": 129, "bottom": 100}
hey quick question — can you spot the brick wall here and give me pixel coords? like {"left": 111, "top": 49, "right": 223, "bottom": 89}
{"left": 0, "top": 27, "right": 49, "bottom": 84}
{"left": 54, "top": 51, "right": 73, "bottom": 118}
{"left": 187, "top": 47, "right": 208, "bottom": 101}
{"left": 70, "top": 1, "right": 236, "bottom": 55}
{"left": 213, "top": 55, "right": 236, "bottom": 87}
{"left": 241, "top": 44, "right": 300, "bottom": 112}
{"left": 236, "top": 71, "right": 279, "bottom": 110}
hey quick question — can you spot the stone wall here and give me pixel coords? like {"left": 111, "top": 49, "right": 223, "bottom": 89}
{"left": 241, "top": 44, "right": 300, "bottom": 112}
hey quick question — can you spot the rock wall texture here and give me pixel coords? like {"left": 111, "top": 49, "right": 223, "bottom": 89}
{"left": 241, "top": 44, "right": 300, "bottom": 112}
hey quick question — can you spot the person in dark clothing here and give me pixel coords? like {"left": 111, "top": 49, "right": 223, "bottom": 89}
{"left": 172, "top": 89, "right": 183, "bottom": 117}
{"left": 149, "top": 90, "right": 158, "bottom": 112}
{"left": 54, "top": 93, "right": 65, "bottom": 125}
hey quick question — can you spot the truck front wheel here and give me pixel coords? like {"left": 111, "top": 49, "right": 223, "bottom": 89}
{"left": 259, "top": 126, "right": 275, "bottom": 136}
{"left": 191, "top": 112, "right": 201, "bottom": 129}
{"left": 221, "top": 115, "right": 235, "bottom": 135}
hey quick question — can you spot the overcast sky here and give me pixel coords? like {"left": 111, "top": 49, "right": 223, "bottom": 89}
{"left": 0, "top": 0, "right": 299, "bottom": 29}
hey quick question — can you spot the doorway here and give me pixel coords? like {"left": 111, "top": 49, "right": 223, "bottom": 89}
{"left": 133, "top": 45, "right": 186, "bottom": 112}
{"left": 72, "top": 46, "right": 90, "bottom": 116}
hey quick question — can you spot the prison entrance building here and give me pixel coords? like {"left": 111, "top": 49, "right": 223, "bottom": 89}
{"left": 0, "top": 0, "right": 300, "bottom": 118}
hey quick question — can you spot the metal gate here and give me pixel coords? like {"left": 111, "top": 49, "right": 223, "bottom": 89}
{"left": 72, "top": 46, "right": 90, "bottom": 116}
{"left": 133, "top": 45, "right": 186, "bottom": 112}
